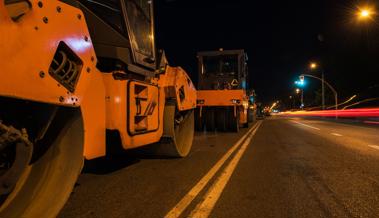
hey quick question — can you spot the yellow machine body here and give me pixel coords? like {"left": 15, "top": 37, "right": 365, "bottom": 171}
{"left": 104, "top": 66, "right": 196, "bottom": 150}
{"left": 197, "top": 90, "right": 249, "bottom": 125}
{"left": 0, "top": 1, "right": 196, "bottom": 217}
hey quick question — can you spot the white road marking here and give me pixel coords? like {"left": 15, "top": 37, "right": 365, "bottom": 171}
{"left": 164, "top": 121, "right": 262, "bottom": 218}
{"left": 291, "top": 120, "right": 321, "bottom": 131}
{"left": 368, "top": 145, "right": 379, "bottom": 150}
{"left": 331, "top": 133, "right": 343, "bottom": 137}
{"left": 188, "top": 122, "right": 262, "bottom": 218}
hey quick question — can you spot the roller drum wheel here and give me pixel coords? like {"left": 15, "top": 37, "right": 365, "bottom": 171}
{"left": 0, "top": 113, "right": 84, "bottom": 218}
{"left": 151, "top": 105, "right": 194, "bottom": 157}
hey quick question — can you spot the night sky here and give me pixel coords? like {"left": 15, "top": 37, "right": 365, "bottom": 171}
{"left": 154, "top": 0, "right": 379, "bottom": 105}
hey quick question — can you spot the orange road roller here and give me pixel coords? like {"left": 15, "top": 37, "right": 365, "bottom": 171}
{"left": 196, "top": 49, "right": 255, "bottom": 132}
{"left": 0, "top": 0, "right": 196, "bottom": 217}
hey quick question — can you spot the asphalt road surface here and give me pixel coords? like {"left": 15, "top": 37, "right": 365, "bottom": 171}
{"left": 59, "top": 117, "right": 379, "bottom": 218}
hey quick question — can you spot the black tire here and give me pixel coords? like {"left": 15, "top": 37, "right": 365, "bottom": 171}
{"left": 215, "top": 108, "right": 227, "bottom": 132}
{"left": 226, "top": 107, "right": 239, "bottom": 132}
{"left": 248, "top": 108, "right": 254, "bottom": 123}
{"left": 243, "top": 120, "right": 249, "bottom": 128}
{"left": 242, "top": 109, "right": 251, "bottom": 128}
{"left": 195, "top": 109, "right": 204, "bottom": 131}
{"left": 205, "top": 109, "right": 215, "bottom": 132}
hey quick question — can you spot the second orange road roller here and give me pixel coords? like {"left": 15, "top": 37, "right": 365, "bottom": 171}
{"left": 0, "top": 0, "right": 196, "bottom": 217}
{"left": 196, "top": 49, "right": 255, "bottom": 132}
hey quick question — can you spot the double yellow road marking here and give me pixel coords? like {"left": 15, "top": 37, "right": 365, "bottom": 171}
{"left": 165, "top": 121, "right": 262, "bottom": 218}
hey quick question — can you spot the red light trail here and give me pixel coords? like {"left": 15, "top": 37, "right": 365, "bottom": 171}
{"left": 281, "top": 108, "right": 379, "bottom": 118}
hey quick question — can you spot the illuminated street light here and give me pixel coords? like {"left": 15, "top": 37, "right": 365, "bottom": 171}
{"left": 296, "top": 88, "right": 301, "bottom": 94}
{"left": 357, "top": 7, "right": 375, "bottom": 21}
{"left": 310, "top": 62, "right": 317, "bottom": 69}
{"left": 359, "top": 9, "right": 371, "bottom": 18}
{"left": 361, "top": 10, "right": 370, "bottom": 17}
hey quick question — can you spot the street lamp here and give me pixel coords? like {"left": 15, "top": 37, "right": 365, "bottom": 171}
{"left": 360, "top": 10, "right": 370, "bottom": 18}
{"left": 357, "top": 7, "right": 375, "bottom": 21}
{"left": 358, "top": 8, "right": 372, "bottom": 18}
{"left": 310, "top": 62, "right": 317, "bottom": 70}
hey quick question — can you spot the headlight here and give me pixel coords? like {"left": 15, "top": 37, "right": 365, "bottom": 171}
{"left": 197, "top": 99, "right": 205, "bottom": 105}
{"left": 231, "top": 99, "right": 241, "bottom": 104}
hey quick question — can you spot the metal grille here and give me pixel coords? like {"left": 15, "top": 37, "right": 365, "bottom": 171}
{"left": 49, "top": 42, "right": 83, "bottom": 93}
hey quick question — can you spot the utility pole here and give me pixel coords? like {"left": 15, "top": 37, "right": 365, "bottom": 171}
{"left": 322, "top": 72, "right": 325, "bottom": 110}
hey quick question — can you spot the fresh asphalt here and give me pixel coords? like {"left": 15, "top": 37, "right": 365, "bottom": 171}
{"left": 59, "top": 117, "right": 379, "bottom": 218}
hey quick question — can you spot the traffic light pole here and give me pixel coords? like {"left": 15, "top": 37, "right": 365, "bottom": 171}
{"left": 300, "top": 74, "right": 338, "bottom": 110}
